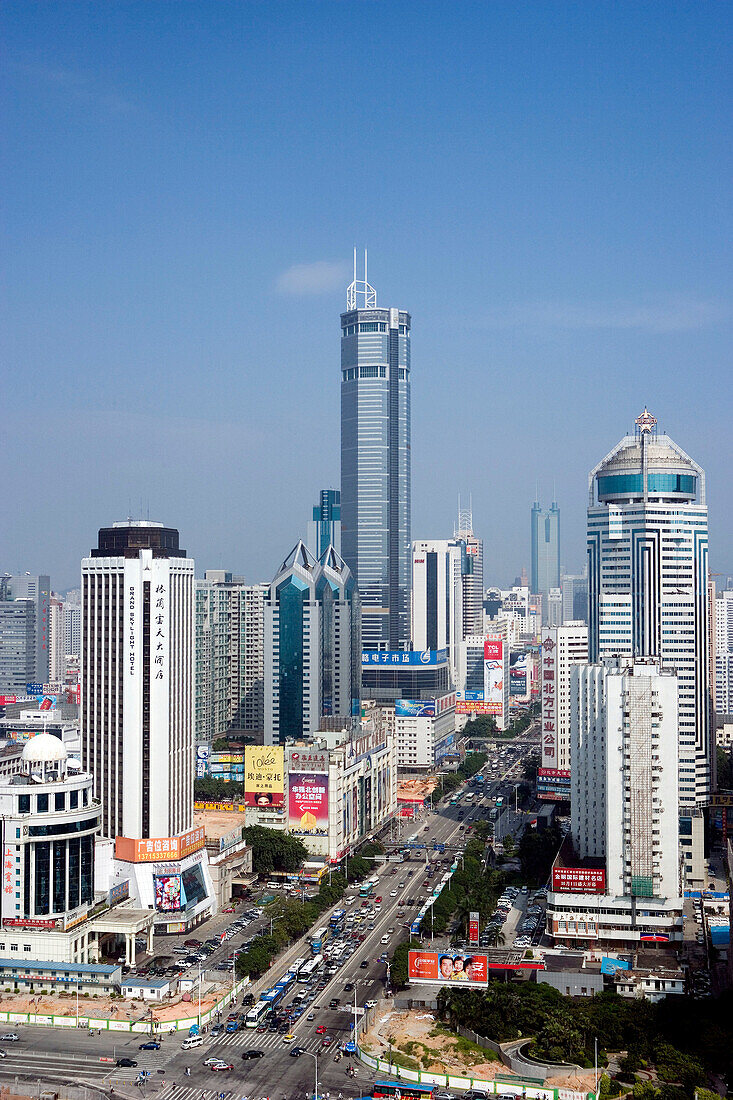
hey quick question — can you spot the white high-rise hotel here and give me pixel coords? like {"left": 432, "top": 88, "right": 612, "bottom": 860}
{"left": 587, "top": 409, "right": 711, "bottom": 882}
{"left": 81, "top": 522, "right": 195, "bottom": 841}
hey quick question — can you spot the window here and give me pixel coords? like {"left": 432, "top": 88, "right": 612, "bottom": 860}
{"left": 18, "top": 796, "right": 30, "bottom": 815}
{"left": 10, "top": 944, "right": 18, "bottom": 952}
{"left": 55, "top": 792, "right": 65, "bottom": 812}
{"left": 23, "top": 945, "right": 31, "bottom": 953}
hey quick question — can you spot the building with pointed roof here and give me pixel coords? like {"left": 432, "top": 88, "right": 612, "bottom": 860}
{"left": 264, "top": 541, "right": 360, "bottom": 745}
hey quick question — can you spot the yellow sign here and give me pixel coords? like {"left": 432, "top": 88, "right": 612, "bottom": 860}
{"left": 245, "top": 746, "right": 285, "bottom": 807}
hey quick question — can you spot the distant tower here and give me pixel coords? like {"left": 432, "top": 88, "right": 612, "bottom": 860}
{"left": 307, "top": 489, "right": 342, "bottom": 559}
{"left": 530, "top": 498, "right": 560, "bottom": 621}
{"left": 456, "top": 502, "right": 484, "bottom": 637}
{"left": 340, "top": 252, "right": 411, "bottom": 650}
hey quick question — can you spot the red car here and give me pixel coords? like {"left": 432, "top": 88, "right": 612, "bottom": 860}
{"left": 211, "top": 1062, "right": 234, "bottom": 1072}
{"left": 361, "top": 900, "right": 370, "bottom": 907}
{"left": 321, "top": 1035, "right": 333, "bottom": 1046}
{"left": 375, "top": 896, "right": 382, "bottom": 903}
{"left": 315, "top": 1025, "right": 327, "bottom": 1034}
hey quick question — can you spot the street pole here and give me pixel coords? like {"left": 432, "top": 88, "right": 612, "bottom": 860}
{"left": 303, "top": 1049, "right": 319, "bottom": 1100}
{"left": 594, "top": 1036, "right": 598, "bottom": 1098}
{"left": 198, "top": 962, "right": 202, "bottom": 1028}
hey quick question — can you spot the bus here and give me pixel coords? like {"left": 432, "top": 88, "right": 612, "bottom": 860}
{"left": 496, "top": 796, "right": 504, "bottom": 808}
{"left": 310, "top": 926, "right": 329, "bottom": 954}
{"left": 373, "top": 1082, "right": 434, "bottom": 1100}
{"left": 465, "top": 792, "right": 474, "bottom": 803}
{"left": 330, "top": 908, "right": 346, "bottom": 927}
{"left": 287, "top": 957, "right": 307, "bottom": 978}
{"left": 245, "top": 1001, "right": 270, "bottom": 1029}
{"left": 298, "top": 954, "right": 322, "bottom": 982}
{"left": 260, "top": 986, "right": 283, "bottom": 1007}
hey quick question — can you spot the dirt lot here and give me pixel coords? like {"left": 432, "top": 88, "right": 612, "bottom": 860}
{"left": 361, "top": 1006, "right": 597, "bottom": 1092}
{"left": 0, "top": 982, "right": 229, "bottom": 1025}
{"left": 361, "top": 1006, "right": 503, "bottom": 1079}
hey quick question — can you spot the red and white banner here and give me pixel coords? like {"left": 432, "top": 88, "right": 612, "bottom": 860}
{"left": 552, "top": 867, "right": 606, "bottom": 894}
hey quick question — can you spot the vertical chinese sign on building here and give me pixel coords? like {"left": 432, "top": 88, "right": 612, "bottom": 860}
{"left": 540, "top": 628, "right": 557, "bottom": 774}
{"left": 468, "top": 911, "right": 479, "bottom": 944}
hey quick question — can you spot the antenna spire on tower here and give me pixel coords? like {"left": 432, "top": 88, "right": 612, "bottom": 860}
{"left": 346, "top": 249, "right": 377, "bottom": 310}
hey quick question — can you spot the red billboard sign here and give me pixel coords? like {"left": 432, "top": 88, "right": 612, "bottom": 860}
{"left": 468, "top": 912, "right": 479, "bottom": 944}
{"left": 0, "top": 696, "right": 17, "bottom": 706}
{"left": 288, "top": 772, "right": 329, "bottom": 837}
{"left": 552, "top": 867, "right": 606, "bottom": 894}
{"left": 484, "top": 638, "right": 502, "bottom": 661}
{"left": 408, "top": 950, "right": 488, "bottom": 987}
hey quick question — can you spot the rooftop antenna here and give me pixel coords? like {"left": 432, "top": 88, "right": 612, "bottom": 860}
{"left": 346, "top": 248, "right": 377, "bottom": 310}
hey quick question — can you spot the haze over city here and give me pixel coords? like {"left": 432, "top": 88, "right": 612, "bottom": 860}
{"left": 3, "top": 1, "right": 731, "bottom": 588}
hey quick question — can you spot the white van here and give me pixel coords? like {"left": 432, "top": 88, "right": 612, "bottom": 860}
{"left": 266, "top": 881, "right": 280, "bottom": 890}
{"left": 181, "top": 1035, "right": 204, "bottom": 1049}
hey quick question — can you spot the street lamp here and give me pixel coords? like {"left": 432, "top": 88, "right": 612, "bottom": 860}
{"left": 301, "top": 1048, "right": 319, "bottom": 1100}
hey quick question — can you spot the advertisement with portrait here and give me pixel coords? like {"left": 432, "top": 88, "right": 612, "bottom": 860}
{"left": 154, "top": 874, "right": 184, "bottom": 911}
{"left": 408, "top": 950, "right": 488, "bottom": 987}
{"left": 288, "top": 772, "right": 329, "bottom": 838}
{"left": 244, "top": 746, "right": 285, "bottom": 807}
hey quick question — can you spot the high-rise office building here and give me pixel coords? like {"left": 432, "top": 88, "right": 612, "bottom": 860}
{"left": 49, "top": 596, "right": 66, "bottom": 681}
{"left": 587, "top": 409, "right": 710, "bottom": 885}
{"left": 531, "top": 500, "right": 560, "bottom": 622}
{"left": 340, "top": 259, "right": 411, "bottom": 650}
{"left": 307, "top": 489, "right": 342, "bottom": 560}
{"left": 194, "top": 572, "right": 266, "bottom": 742}
{"left": 264, "top": 541, "right": 360, "bottom": 745}
{"left": 411, "top": 539, "right": 466, "bottom": 685}
{"left": 455, "top": 506, "right": 484, "bottom": 636}
{"left": 81, "top": 521, "right": 195, "bottom": 841}
{"left": 561, "top": 570, "right": 588, "bottom": 624}
{"left": 714, "top": 589, "right": 733, "bottom": 715}
{"left": 0, "top": 574, "right": 51, "bottom": 690}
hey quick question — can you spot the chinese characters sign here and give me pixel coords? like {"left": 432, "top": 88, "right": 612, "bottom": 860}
{"left": 288, "top": 773, "right": 329, "bottom": 836}
{"left": 115, "top": 827, "right": 205, "bottom": 863}
{"left": 551, "top": 867, "right": 606, "bottom": 894}
{"left": 541, "top": 629, "right": 557, "bottom": 771}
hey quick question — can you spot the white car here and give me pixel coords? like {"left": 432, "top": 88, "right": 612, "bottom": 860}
{"left": 204, "top": 1056, "right": 226, "bottom": 1066}
{"left": 389, "top": 890, "right": 398, "bottom": 897}
{"left": 380, "top": 934, "right": 390, "bottom": 945}
{"left": 365, "top": 999, "right": 378, "bottom": 1009}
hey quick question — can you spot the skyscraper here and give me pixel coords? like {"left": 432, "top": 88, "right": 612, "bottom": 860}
{"left": 530, "top": 500, "right": 560, "bottom": 620}
{"left": 587, "top": 409, "right": 711, "bottom": 885}
{"left": 307, "top": 489, "right": 342, "bottom": 559}
{"left": 411, "top": 539, "right": 466, "bottom": 684}
{"left": 714, "top": 588, "right": 733, "bottom": 714}
{"left": 81, "top": 521, "right": 195, "bottom": 841}
{"left": 340, "top": 257, "right": 411, "bottom": 650}
{"left": 455, "top": 505, "right": 484, "bottom": 637}
{"left": 0, "top": 574, "right": 51, "bottom": 691}
{"left": 264, "top": 541, "right": 360, "bottom": 745}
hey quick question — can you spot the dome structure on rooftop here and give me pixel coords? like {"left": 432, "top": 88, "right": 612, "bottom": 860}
{"left": 21, "top": 733, "right": 68, "bottom": 766}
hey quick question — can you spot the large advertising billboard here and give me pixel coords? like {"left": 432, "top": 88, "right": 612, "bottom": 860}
{"left": 288, "top": 772, "right": 329, "bottom": 837}
{"left": 154, "top": 874, "right": 184, "bottom": 911}
{"left": 456, "top": 701, "right": 496, "bottom": 715}
{"left": 551, "top": 867, "right": 606, "bottom": 894}
{"left": 509, "top": 653, "right": 528, "bottom": 696}
{"left": 244, "top": 746, "right": 285, "bottom": 807}
{"left": 408, "top": 950, "right": 488, "bottom": 987}
{"left": 537, "top": 766, "right": 571, "bottom": 802}
{"left": 361, "top": 649, "right": 447, "bottom": 667}
{"left": 115, "top": 826, "right": 205, "bottom": 863}
{"left": 395, "top": 699, "right": 436, "bottom": 718}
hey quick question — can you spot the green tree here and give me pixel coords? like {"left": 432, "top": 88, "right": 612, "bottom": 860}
{"left": 244, "top": 826, "right": 308, "bottom": 873}
{"left": 717, "top": 746, "right": 732, "bottom": 790}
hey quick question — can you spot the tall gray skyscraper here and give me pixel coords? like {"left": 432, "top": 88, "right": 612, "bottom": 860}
{"left": 307, "top": 489, "right": 342, "bottom": 559}
{"left": 531, "top": 499, "right": 560, "bottom": 621}
{"left": 0, "top": 574, "right": 51, "bottom": 691}
{"left": 455, "top": 505, "right": 484, "bottom": 636}
{"left": 587, "top": 409, "right": 711, "bottom": 886}
{"left": 340, "top": 256, "right": 411, "bottom": 650}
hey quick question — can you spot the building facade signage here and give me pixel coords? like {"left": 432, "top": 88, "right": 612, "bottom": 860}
{"left": 115, "top": 827, "right": 206, "bottom": 863}
{"left": 244, "top": 746, "right": 284, "bottom": 807}
{"left": 288, "top": 772, "right": 329, "bottom": 836}
{"left": 108, "top": 880, "right": 130, "bottom": 906}
{"left": 551, "top": 867, "right": 606, "bottom": 894}
{"left": 540, "top": 629, "right": 557, "bottom": 769}
{"left": 288, "top": 750, "right": 329, "bottom": 773}
{"left": 361, "top": 649, "right": 447, "bottom": 666}
{"left": 3, "top": 917, "right": 59, "bottom": 930}
{"left": 468, "top": 912, "right": 479, "bottom": 944}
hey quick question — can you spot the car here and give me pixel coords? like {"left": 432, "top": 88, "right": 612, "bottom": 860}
{"left": 242, "top": 1049, "right": 265, "bottom": 1059}
{"left": 116, "top": 1057, "right": 138, "bottom": 1067}
{"left": 204, "top": 1056, "right": 226, "bottom": 1066}
{"left": 375, "top": 896, "right": 382, "bottom": 903}
{"left": 390, "top": 890, "right": 398, "bottom": 898}
{"left": 282, "top": 1034, "right": 296, "bottom": 1043}
{"left": 387, "top": 928, "right": 395, "bottom": 935}
{"left": 360, "top": 960, "right": 369, "bottom": 968}
{"left": 0, "top": 1035, "right": 19, "bottom": 1043}
{"left": 380, "top": 934, "right": 390, "bottom": 944}
{"left": 365, "top": 999, "right": 378, "bottom": 1008}
{"left": 210, "top": 1024, "right": 223, "bottom": 1036}
{"left": 290, "top": 1046, "right": 306, "bottom": 1057}
{"left": 211, "top": 1062, "right": 234, "bottom": 1072}
{"left": 139, "top": 1041, "right": 161, "bottom": 1050}
{"left": 328, "top": 998, "right": 340, "bottom": 1008}
{"left": 321, "top": 1035, "right": 333, "bottom": 1046}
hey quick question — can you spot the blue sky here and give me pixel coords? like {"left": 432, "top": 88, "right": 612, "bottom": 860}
{"left": 2, "top": 1, "right": 731, "bottom": 590}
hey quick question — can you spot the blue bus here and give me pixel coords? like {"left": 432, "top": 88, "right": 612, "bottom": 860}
{"left": 330, "top": 908, "right": 346, "bottom": 927}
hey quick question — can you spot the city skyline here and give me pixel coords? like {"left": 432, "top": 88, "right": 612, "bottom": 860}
{"left": 3, "top": 2, "right": 731, "bottom": 588}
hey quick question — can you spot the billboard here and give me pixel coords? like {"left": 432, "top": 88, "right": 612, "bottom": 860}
{"left": 108, "top": 880, "right": 130, "bottom": 906}
{"left": 468, "top": 912, "right": 479, "bottom": 944}
{"left": 552, "top": 867, "right": 606, "bottom": 894}
{"left": 154, "top": 874, "right": 184, "bottom": 911}
{"left": 395, "top": 699, "right": 436, "bottom": 718}
{"left": 195, "top": 743, "right": 210, "bottom": 779}
{"left": 541, "top": 629, "right": 558, "bottom": 768}
{"left": 0, "top": 696, "right": 17, "bottom": 706}
{"left": 509, "top": 653, "right": 528, "bottom": 696}
{"left": 537, "top": 766, "right": 571, "bottom": 802}
{"left": 455, "top": 691, "right": 484, "bottom": 702}
{"left": 408, "top": 950, "right": 488, "bottom": 987}
{"left": 288, "top": 772, "right": 329, "bottom": 837}
{"left": 456, "top": 701, "right": 496, "bottom": 715}
{"left": 115, "top": 826, "right": 206, "bottom": 863}
{"left": 484, "top": 638, "right": 502, "bottom": 661}
{"left": 244, "top": 746, "right": 285, "bottom": 807}
{"left": 361, "top": 649, "right": 447, "bottom": 667}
